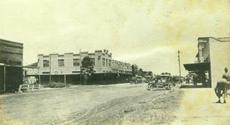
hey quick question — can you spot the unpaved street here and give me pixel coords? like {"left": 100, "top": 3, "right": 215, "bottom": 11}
{"left": 0, "top": 84, "right": 182, "bottom": 125}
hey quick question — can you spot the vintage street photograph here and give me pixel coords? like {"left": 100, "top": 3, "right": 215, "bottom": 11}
{"left": 0, "top": 0, "right": 230, "bottom": 125}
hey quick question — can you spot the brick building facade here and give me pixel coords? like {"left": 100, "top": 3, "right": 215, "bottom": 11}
{"left": 27, "top": 50, "right": 132, "bottom": 84}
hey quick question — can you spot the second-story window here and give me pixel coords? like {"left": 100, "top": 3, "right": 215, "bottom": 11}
{"left": 108, "top": 60, "right": 111, "bottom": 67}
{"left": 43, "top": 60, "right": 49, "bottom": 67}
{"left": 102, "top": 58, "right": 105, "bottom": 67}
{"left": 58, "top": 59, "right": 64, "bottom": 67}
{"left": 98, "top": 56, "right": 101, "bottom": 61}
{"left": 73, "top": 59, "right": 80, "bottom": 66}
{"left": 105, "top": 59, "right": 108, "bottom": 67}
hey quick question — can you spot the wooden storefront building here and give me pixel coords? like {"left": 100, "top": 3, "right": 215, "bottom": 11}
{"left": 0, "top": 39, "right": 23, "bottom": 93}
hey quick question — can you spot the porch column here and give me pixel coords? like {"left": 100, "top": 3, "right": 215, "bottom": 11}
{"left": 3, "top": 66, "right": 6, "bottom": 93}
{"left": 38, "top": 75, "right": 41, "bottom": 84}
{"left": 64, "top": 75, "right": 67, "bottom": 87}
{"left": 49, "top": 75, "right": 51, "bottom": 83}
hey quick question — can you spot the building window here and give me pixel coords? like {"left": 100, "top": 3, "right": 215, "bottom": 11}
{"left": 73, "top": 59, "right": 80, "bottom": 66}
{"left": 58, "top": 59, "right": 64, "bottom": 67}
{"left": 106, "top": 59, "right": 108, "bottom": 67}
{"left": 102, "top": 58, "right": 105, "bottom": 66}
{"left": 72, "top": 71, "right": 80, "bottom": 73}
{"left": 90, "top": 58, "right": 95, "bottom": 65}
{"left": 43, "top": 60, "right": 49, "bottom": 67}
{"left": 108, "top": 60, "right": 111, "bottom": 67}
{"left": 98, "top": 56, "right": 101, "bottom": 61}
{"left": 42, "top": 72, "right": 50, "bottom": 74}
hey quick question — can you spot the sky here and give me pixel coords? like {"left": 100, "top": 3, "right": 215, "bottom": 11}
{"left": 0, "top": 0, "right": 229, "bottom": 75}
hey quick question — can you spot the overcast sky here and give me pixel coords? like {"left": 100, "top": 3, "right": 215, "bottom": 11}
{"left": 0, "top": 0, "right": 229, "bottom": 75}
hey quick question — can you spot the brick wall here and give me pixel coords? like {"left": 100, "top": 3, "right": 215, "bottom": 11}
{"left": 37, "top": 50, "right": 132, "bottom": 75}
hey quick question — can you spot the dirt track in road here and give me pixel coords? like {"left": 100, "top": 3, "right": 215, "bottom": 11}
{"left": 62, "top": 88, "right": 182, "bottom": 125}
{"left": 0, "top": 84, "right": 182, "bottom": 125}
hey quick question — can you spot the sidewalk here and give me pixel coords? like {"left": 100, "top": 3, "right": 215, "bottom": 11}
{"left": 172, "top": 88, "right": 230, "bottom": 125}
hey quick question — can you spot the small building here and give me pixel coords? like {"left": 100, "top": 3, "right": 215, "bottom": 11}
{"left": 0, "top": 39, "right": 23, "bottom": 93}
{"left": 184, "top": 37, "right": 230, "bottom": 88}
{"left": 26, "top": 49, "right": 132, "bottom": 84}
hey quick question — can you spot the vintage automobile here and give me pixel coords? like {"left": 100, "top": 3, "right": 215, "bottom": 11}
{"left": 145, "top": 76, "right": 153, "bottom": 83}
{"left": 147, "top": 73, "right": 175, "bottom": 90}
{"left": 130, "top": 76, "right": 146, "bottom": 84}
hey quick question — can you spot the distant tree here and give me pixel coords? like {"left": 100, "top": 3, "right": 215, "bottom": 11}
{"left": 148, "top": 71, "right": 153, "bottom": 76}
{"left": 138, "top": 68, "right": 144, "bottom": 76}
{"left": 131, "top": 64, "right": 139, "bottom": 76}
{"left": 81, "top": 56, "right": 95, "bottom": 84}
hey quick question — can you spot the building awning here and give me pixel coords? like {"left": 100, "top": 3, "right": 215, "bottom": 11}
{"left": 23, "top": 62, "right": 38, "bottom": 68}
{"left": 0, "top": 63, "right": 22, "bottom": 67}
{"left": 184, "top": 62, "right": 210, "bottom": 72}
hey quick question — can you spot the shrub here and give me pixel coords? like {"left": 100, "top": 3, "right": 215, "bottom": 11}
{"left": 48, "top": 82, "right": 66, "bottom": 88}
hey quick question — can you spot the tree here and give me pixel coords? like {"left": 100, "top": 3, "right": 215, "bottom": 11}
{"left": 138, "top": 68, "right": 144, "bottom": 76}
{"left": 131, "top": 64, "right": 138, "bottom": 76}
{"left": 148, "top": 71, "right": 153, "bottom": 76}
{"left": 81, "top": 56, "right": 95, "bottom": 84}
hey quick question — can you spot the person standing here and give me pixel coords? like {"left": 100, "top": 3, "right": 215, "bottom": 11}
{"left": 223, "top": 67, "right": 230, "bottom": 81}
{"left": 215, "top": 67, "right": 230, "bottom": 103}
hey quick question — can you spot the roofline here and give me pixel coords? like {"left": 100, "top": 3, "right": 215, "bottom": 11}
{"left": 198, "top": 37, "right": 230, "bottom": 42}
{"left": 0, "top": 38, "right": 22, "bottom": 45}
{"left": 23, "top": 66, "right": 38, "bottom": 68}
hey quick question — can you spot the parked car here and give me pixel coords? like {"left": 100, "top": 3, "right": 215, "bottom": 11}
{"left": 130, "top": 76, "right": 146, "bottom": 84}
{"left": 147, "top": 73, "right": 175, "bottom": 90}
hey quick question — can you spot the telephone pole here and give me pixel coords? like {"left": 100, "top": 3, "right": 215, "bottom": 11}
{"left": 178, "top": 50, "right": 181, "bottom": 78}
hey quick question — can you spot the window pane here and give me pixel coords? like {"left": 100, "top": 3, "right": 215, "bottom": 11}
{"left": 73, "top": 59, "right": 80, "bottom": 66}
{"left": 58, "top": 59, "right": 64, "bottom": 67}
{"left": 43, "top": 60, "right": 49, "bottom": 67}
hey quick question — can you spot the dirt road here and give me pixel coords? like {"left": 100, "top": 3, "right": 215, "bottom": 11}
{"left": 0, "top": 84, "right": 182, "bottom": 125}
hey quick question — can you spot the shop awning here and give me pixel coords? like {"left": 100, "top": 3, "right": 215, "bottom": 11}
{"left": 184, "top": 62, "right": 210, "bottom": 72}
{"left": 23, "top": 62, "right": 38, "bottom": 68}
{"left": 0, "top": 63, "right": 22, "bottom": 67}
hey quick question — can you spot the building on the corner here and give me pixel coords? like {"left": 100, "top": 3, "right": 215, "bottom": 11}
{"left": 26, "top": 49, "right": 132, "bottom": 84}
{"left": 0, "top": 39, "right": 23, "bottom": 93}
{"left": 184, "top": 37, "right": 230, "bottom": 88}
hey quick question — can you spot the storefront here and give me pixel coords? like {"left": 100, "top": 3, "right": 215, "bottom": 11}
{"left": 0, "top": 64, "right": 23, "bottom": 93}
{"left": 184, "top": 62, "right": 211, "bottom": 87}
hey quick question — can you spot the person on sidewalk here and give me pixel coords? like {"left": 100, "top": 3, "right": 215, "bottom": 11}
{"left": 215, "top": 67, "right": 230, "bottom": 103}
{"left": 223, "top": 67, "right": 230, "bottom": 95}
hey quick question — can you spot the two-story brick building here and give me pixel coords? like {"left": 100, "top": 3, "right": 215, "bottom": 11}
{"left": 27, "top": 50, "right": 132, "bottom": 84}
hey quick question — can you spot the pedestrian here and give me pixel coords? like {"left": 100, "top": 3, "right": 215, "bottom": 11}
{"left": 223, "top": 67, "right": 230, "bottom": 81}
{"left": 215, "top": 67, "right": 230, "bottom": 103}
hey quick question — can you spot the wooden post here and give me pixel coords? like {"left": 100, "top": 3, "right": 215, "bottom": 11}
{"left": 64, "top": 75, "right": 67, "bottom": 87}
{"left": 49, "top": 55, "right": 51, "bottom": 83}
{"left": 3, "top": 66, "right": 6, "bottom": 93}
{"left": 178, "top": 50, "right": 182, "bottom": 83}
{"left": 208, "top": 69, "right": 212, "bottom": 88}
{"left": 49, "top": 75, "right": 51, "bottom": 83}
{"left": 38, "top": 75, "right": 41, "bottom": 84}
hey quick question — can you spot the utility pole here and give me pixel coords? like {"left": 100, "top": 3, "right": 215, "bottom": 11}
{"left": 49, "top": 55, "right": 51, "bottom": 83}
{"left": 79, "top": 49, "right": 82, "bottom": 84}
{"left": 178, "top": 50, "right": 182, "bottom": 78}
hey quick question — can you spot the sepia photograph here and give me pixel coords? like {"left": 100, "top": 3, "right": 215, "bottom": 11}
{"left": 0, "top": 0, "right": 230, "bottom": 125}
